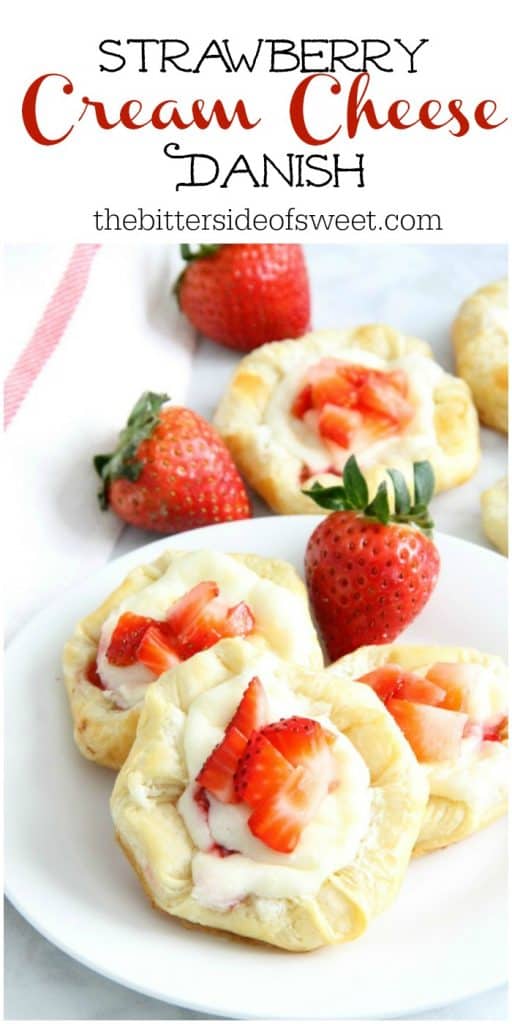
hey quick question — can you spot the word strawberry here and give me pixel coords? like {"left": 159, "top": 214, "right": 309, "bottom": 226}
{"left": 304, "top": 456, "right": 440, "bottom": 659}
{"left": 175, "top": 244, "right": 311, "bottom": 352}
{"left": 94, "top": 392, "right": 251, "bottom": 532}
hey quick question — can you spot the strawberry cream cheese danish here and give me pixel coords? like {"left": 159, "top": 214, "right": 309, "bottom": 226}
{"left": 329, "top": 644, "right": 508, "bottom": 854}
{"left": 213, "top": 327, "right": 480, "bottom": 514}
{"left": 62, "top": 550, "right": 322, "bottom": 770}
{"left": 110, "top": 638, "right": 427, "bottom": 950}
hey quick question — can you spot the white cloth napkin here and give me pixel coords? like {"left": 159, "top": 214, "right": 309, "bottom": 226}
{"left": 4, "top": 245, "right": 196, "bottom": 638}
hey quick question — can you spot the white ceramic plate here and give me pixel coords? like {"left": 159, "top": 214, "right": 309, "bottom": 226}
{"left": 5, "top": 517, "right": 508, "bottom": 1020}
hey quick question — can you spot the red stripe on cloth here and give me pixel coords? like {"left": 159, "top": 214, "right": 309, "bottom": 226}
{"left": 4, "top": 244, "right": 100, "bottom": 429}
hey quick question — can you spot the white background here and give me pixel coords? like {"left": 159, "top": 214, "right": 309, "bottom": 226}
{"left": 3, "top": 0, "right": 511, "bottom": 242}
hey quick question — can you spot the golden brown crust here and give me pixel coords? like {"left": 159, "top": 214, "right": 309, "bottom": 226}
{"left": 62, "top": 550, "right": 323, "bottom": 771}
{"left": 213, "top": 327, "right": 480, "bottom": 515}
{"left": 110, "top": 639, "right": 427, "bottom": 951}
{"left": 328, "top": 643, "right": 508, "bottom": 854}
{"left": 481, "top": 477, "right": 508, "bottom": 555}
{"left": 452, "top": 279, "right": 508, "bottom": 433}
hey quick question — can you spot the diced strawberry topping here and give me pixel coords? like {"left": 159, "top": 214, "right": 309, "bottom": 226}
{"left": 105, "top": 612, "right": 156, "bottom": 666}
{"left": 318, "top": 404, "right": 362, "bottom": 448}
{"left": 167, "top": 580, "right": 255, "bottom": 658}
{"left": 245, "top": 716, "right": 338, "bottom": 852}
{"left": 196, "top": 677, "right": 268, "bottom": 803}
{"left": 358, "top": 376, "right": 414, "bottom": 426}
{"left": 261, "top": 715, "right": 335, "bottom": 764}
{"left": 291, "top": 360, "right": 414, "bottom": 445}
{"left": 193, "top": 786, "right": 210, "bottom": 817}
{"left": 248, "top": 756, "right": 334, "bottom": 854}
{"left": 234, "top": 732, "right": 294, "bottom": 806}
{"left": 359, "top": 664, "right": 446, "bottom": 706}
{"left": 85, "top": 659, "right": 104, "bottom": 689}
{"left": 311, "top": 371, "right": 359, "bottom": 411}
{"left": 196, "top": 725, "right": 248, "bottom": 803}
{"left": 166, "top": 581, "right": 220, "bottom": 637}
{"left": 229, "top": 675, "right": 269, "bottom": 738}
{"left": 387, "top": 699, "right": 468, "bottom": 762}
{"left": 136, "top": 625, "right": 181, "bottom": 675}
{"left": 482, "top": 715, "right": 508, "bottom": 743}
{"left": 386, "top": 369, "right": 409, "bottom": 395}
{"left": 291, "top": 383, "right": 313, "bottom": 419}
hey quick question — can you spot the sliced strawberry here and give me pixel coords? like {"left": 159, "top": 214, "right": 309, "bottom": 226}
{"left": 387, "top": 369, "right": 409, "bottom": 396}
{"left": 166, "top": 581, "right": 220, "bottom": 637}
{"left": 229, "top": 676, "right": 268, "bottom": 738}
{"left": 358, "top": 374, "right": 414, "bottom": 427}
{"left": 225, "top": 601, "right": 255, "bottom": 636}
{"left": 196, "top": 676, "right": 269, "bottom": 803}
{"left": 106, "top": 611, "right": 155, "bottom": 666}
{"left": 359, "top": 664, "right": 446, "bottom": 706}
{"left": 261, "top": 715, "right": 334, "bottom": 765}
{"left": 167, "top": 581, "right": 254, "bottom": 657}
{"left": 387, "top": 699, "right": 468, "bottom": 762}
{"left": 248, "top": 759, "right": 332, "bottom": 853}
{"left": 311, "top": 372, "right": 358, "bottom": 411}
{"left": 193, "top": 786, "right": 210, "bottom": 817}
{"left": 291, "top": 383, "right": 313, "bottom": 419}
{"left": 318, "top": 405, "right": 362, "bottom": 448}
{"left": 136, "top": 625, "right": 181, "bottom": 676}
{"left": 178, "top": 597, "right": 255, "bottom": 656}
{"left": 425, "top": 662, "right": 482, "bottom": 711}
{"left": 482, "top": 714, "right": 508, "bottom": 743}
{"left": 85, "top": 659, "right": 104, "bottom": 689}
{"left": 196, "top": 725, "right": 248, "bottom": 803}
{"left": 234, "top": 732, "right": 294, "bottom": 806}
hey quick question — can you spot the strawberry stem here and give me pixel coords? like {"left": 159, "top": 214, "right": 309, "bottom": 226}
{"left": 180, "top": 244, "right": 221, "bottom": 262}
{"left": 303, "top": 455, "right": 436, "bottom": 536}
{"left": 94, "top": 391, "right": 169, "bottom": 510}
{"left": 173, "top": 245, "right": 222, "bottom": 305}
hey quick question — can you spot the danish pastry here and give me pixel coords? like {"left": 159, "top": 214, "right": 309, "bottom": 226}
{"left": 213, "top": 326, "right": 480, "bottom": 515}
{"left": 452, "top": 279, "right": 508, "bottom": 433}
{"left": 481, "top": 477, "right": 508, "bottom": 555}
{"left": 62, "top": 549, "right": 323, "bottom": 770}
{"left": 111, "top": 638, "right": 427, "bottom": 951}
{"left": 328, "top": 644, "right": 508, "bottom": 854}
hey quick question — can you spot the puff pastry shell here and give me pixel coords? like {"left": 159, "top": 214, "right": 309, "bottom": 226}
{"left": 62, "top": 550, "right": 322, "bottom": 771}
{"left": 481, "top": 477, "right": 508, "bottom": 555}
{"left": 111, "top": 638, "right": 427, "bottom": 951}
{"left": 328, "top": 643, "right": 508, "bottom": 855}
{"left": 452, "top": 279, "right": 508, "bottom": 433}
{"left": 213, "top": 326, "right": 480, "bottom": 515}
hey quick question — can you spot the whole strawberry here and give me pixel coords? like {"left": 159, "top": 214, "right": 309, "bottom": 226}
{"left": 94, "top": 392, "right": 251, "bottom": 532}
{"left": 304, "top": 457, "right": 440, "bottom": 660}
{"left": 175, "top": 244, "right": 311, "bottom": 351}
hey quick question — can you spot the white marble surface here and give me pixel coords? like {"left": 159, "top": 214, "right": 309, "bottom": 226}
{"left": 5, "top": 244, "right": 508, "bottom": 1020}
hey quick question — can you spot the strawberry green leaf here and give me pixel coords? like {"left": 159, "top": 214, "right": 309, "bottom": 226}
{"left": 365, "top": 481, "right": 390, "bottom": 523}
{"left": 387, "top": 468, "right": 411, "bottom": 515}
{"left": 413, "top": 461, "right": 435, "bottom": 507}
{"left": 304, "top": 456, "right": 436, "bottom": 535}
{"left": 343, "top": 455, "right": 369, "bottom": 508}
{"left": 302, "top": 483, "right": 348, "bottom": 510}
{"left": 179, "top": 244, "right": 221, "bottom": 262}
{"left": 93, "top": 391, "right": 170, "bottom": 510}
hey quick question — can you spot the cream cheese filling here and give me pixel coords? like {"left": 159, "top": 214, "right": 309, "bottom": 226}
{"left": 177, "top": 657, "right": 372, "bottom": 910}
{"left": 95, "top": 551, "right": 319, "bottom": 709}
{"left": 263, "top": 350, "right": 446, "bottom": 476}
